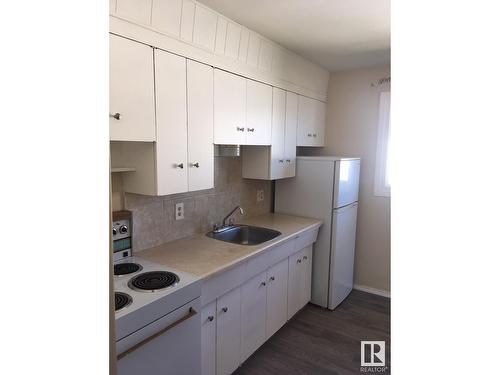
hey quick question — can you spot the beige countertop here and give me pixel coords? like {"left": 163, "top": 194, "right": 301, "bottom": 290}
{"left": 136, "top": 213, "right": 322, "bottom": 280}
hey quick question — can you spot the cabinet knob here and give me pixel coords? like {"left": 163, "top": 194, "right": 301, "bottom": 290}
{"left": 222, "top": 307, "right": 228, "bottom": 313}
{"left": 174, "top": 163, "right": 184, "bottom": 169}
{"left": 297, "top": 259, "right": 302, "bottom": 264}
{"left": 303, "top": 256, "right": 308, "bottom": 260}
{"left": 279, "top": 159, "right": 284, "bottom": 163}
{"left": 307, "top": 133, "right": 312, "bottom": 137}
{"left": 260, "top": 281, "right": 266, "bottom": 287}
{"left": 286, "top": 159, "right": 291, "bottom": 162}
{"left": 313, "top": 133, "right": 317, "bottom": 137}
{"left": 207, "top": 316, "right": 214, "bottom": 322}
{"left": 236, "top": 127, "right": 245, "bottom": 132}
{"left": 269, "top": 276, "right": 275, "bottom": 281}
{"left": 191, "top": 162, "right": 200, "bottom": 168}
{"left": 109, "top": 112, "right": 121, "bottom": 120}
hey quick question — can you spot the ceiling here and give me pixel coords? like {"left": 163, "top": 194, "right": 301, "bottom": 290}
{"left": 198, "top": 0, "right": 390, "bottom": 72}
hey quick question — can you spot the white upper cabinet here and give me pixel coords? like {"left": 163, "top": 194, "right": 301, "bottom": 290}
{"left": 109, "top": 34, "right": 155, "bottom": 141}
{"left": 155, "top": 49, "right": 188, "bottom": 195}
{"left": 111, "top": 51, "right": 214, "bottom": 196}
{"left": 187, "top": 60, "right": 214, "bottom": 191}
{"left": 297, "top": 96, "right": 326, "bottom": 147}
{"left": 214, "top": 69, "right": 272, "bottom": 146}
{"left": 214, "top": 69, "right": 246, "bottom": 145}
{"left": 245, "top": 80, "right": 272, "bottom": 145}
{"left": 284, "top": 91, "right": 298, "bottom": 176}
{"left": 241, "top": 88, "right": 296, "bottom": 180}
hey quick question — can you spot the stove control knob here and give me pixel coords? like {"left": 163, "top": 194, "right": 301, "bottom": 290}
{"left": 119, "top": 225, "right": 128, "bottom": 234}
{"left": 112, "top": 227, "right": 117, "bottom": 236}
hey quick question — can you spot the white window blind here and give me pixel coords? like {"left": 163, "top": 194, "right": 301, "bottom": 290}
{"left": 374, "top": 91, "right": 391, "bottom": 197}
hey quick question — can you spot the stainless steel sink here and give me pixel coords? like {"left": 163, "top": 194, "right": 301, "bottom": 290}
{"left": 206, "top": 225, "right": 281, "bottom": 245}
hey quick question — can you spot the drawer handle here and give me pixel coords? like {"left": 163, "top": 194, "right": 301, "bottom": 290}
{"left": 297, "top": 259, "right": 302, "bottom": 264}
{"left": 222, "top": 307, "right": 228, "bottom": 313}
{"left": 207, "top": 316, "right": 214, "bottom": 322}
{"left": 260, "top": 281, "right": 267, "bottom": 287}
{"left": 117, "top": 307, "right": 197, "bottom": 360}
{"left": 174, "top": 163, "right": 184, "bottom": 169}
{"left": 109, "top": 112, "right": 121, "bottom": 120}
{"left": 269, "top": 276, "right": 275, "bottom": 281}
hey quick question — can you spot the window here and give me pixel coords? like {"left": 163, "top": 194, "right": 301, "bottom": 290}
{"left": 374, "top": 92, "right": 391, "bottom": 197}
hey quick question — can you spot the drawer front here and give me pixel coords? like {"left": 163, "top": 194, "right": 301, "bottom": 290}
{"left": 201, "top": 263, "right": 246, "bottom": 306}
{"left": 245, "top": 240, "right": 294, "bottom": 280}
{"left": 294, "top": 228, "right": 318, "bottom": 251}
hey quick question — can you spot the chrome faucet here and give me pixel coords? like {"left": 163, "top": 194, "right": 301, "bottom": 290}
{"left": 222, "top": 206, "right": 244, "bottom": 228}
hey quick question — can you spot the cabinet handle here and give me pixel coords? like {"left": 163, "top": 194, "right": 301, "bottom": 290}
{"left": 207, "top": 316, "right": 214, "bottom": 322}
{"left": 307, "top": 133, "right": 312, "bottom": 137}
{"left": 109, "top": 112, "right": 121, "bottom": 120}
{"left": 297, "top": 259, "right": 302, "bottom": 264}
{"left": 279, "top": 159, "right": 284, "bottom": 163}
{"left": 222, "top": 307, "right": 228, "bottom": 313}
{"left": 313, "top": 133, "right": 317, "bottom": 137}
{"left": 260, "top": 281, "right": 266, "bottom": 287}
{"left": 174, "top": 163, "right": 184, "bottom": 169}
{"left": 269, "top": 276, "right": 275, "bottom": 281}
{"left": 191, "top": 162, "right": 200, "bottom": 168}
{"left": 303, "top": 256, "right": 308, "bottom": 260}
{"left": 247, "top": 128, "right": 255, "bottom": 132}
{"left": 236, "top": 127, "right": 245, "bottom": 132}
{"left": 286, "top": 159, "right": 291, "bottom": 162}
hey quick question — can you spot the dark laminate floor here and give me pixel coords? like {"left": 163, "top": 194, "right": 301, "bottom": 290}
{"left": 234, "top": 290, "right": 390, "bottom": 375}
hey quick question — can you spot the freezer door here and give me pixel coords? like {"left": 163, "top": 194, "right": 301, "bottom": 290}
{"left": 333, "top": 159, "right": 360, "bottom": 208}
{"left": 328, "top": 203, "right": 358, "bottom": 310}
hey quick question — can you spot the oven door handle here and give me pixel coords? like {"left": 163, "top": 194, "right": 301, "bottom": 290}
{"left": 117, "top": 307, "right": 198, "bottom": 360}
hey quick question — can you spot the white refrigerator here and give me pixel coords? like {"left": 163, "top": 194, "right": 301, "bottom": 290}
{"left": 275, "top": 156, "right": 361, "bottom": 310}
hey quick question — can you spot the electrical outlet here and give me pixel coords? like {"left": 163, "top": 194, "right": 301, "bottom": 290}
{"left": 175, "top": 202, "right": 184, "bottom": 220}
{"left": 257, "top": 190, "right": 264, "bottom": 202}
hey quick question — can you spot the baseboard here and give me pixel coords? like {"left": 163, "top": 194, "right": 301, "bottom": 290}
{"left": 353, "top": 284, "right": 391, "bottom": 298}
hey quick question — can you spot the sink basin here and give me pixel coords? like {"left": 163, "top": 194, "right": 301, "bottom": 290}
{"left": 206, "top": 225, "right": 281, "bottom": 245}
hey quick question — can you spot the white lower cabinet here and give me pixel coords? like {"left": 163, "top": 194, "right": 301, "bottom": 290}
{"left": 240, "top": 271, "right": 267, "bottom": 362}
{"left": 216, "top": 287, "right": 241, "bottom": 375}
{"left": 201, "top": 302, "right": 216, "bottom": 375}
{"left": 288, "top": 245, "right": 313, "bottom": 319}
{"left": 265, "top": 258, "right": 289, "bottom": 340}
{"left": 200, "top": 230, "right": 317, "bottom": 375}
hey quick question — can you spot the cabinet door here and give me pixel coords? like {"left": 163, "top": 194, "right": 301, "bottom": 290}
{"left": 240, "top": 271, "right": 267, "bottom": 362}
{"left": 214, "top": 69, "right": 246, "bottom": 145}
{"left": 287, "top": 251, "right": 303, "bottom": 319}
{"left": 201, "top": 302, "right": 217, "bottom": 375}
{"left": 216, "top": 287, "right": 241, "bottom": 375}
{"left": 266, "top": 258, "right": 288, "bottom": 340}
{"left": 283, "top": 91, "right": 298, "bottom": 178}
{"left": 299, "top": 245, "right": 313, "bottom": 308}
{"left": 109, "top": 34, "right": 155, "bottom": 141}
{"left": 187, "top": 60, "right": 214, "bottom": 191}
{"left": 311, "top": 99, "right": 326, "bottom": 147}
{"left": 297, "top": 95, "right": 315, "bottom": 146}
{"left": 270, "top": 88, "right": 286, "bottom": 179}
{"left": 154, "top": 49, "right": 188, "bottom": 195}
{"left": 245, "top": 80, "right": 272, "bottom": 145}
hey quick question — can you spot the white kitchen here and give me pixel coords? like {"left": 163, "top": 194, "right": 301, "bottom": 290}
{"left": 4, "top": 1, "right": 499, "bottom": 375}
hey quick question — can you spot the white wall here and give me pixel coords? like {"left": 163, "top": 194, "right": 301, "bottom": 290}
{"left": 300, "top": 65, "right": 391, "bottom": 293}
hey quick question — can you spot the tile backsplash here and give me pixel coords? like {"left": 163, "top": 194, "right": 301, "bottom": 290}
{"left": 112, "top": 157, "right": 272, "bottom": 252}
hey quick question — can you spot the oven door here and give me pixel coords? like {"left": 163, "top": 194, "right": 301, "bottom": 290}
{"left": 117, "top": 297, "right": 201, "bottom": 375}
